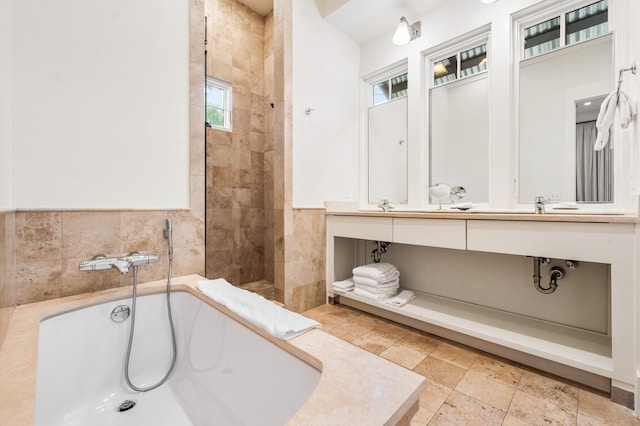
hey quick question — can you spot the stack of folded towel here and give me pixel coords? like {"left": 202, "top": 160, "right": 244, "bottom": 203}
{"left": 351, "top": 262, "right": 399, "bottom": 301}
{"left": 332, "top": 278, "right": 355, "bottom": 292}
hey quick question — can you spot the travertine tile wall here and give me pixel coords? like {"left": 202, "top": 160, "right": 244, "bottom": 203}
{"left": 13, "top": 0, "right": 206, "bottom": 305}
{"left": 272, "top": 0, "right": 289, "bottom": 304}
{"left": 14, "top": 211, "right": 203, "bottom": 304}
{"left": 0, "top": 211, "right": 16, "bottom": 348}
{"left": 205, "top": 0, "right": 267, "bottom": 285}
{"left": 272, "top": 0, "right": 326, "bottom": 312}
{"left": 286, "top": 209, "right": 326, "bottom": 312}
{"left": 264, "top": 11, "right": 275, "bottom": 283}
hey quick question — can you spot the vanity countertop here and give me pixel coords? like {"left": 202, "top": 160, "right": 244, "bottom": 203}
{"left": 326, "top": 209, "right": 640, "bottom": 224}
{"left": 0, "top": 275, "right": 424, "bottom": 425}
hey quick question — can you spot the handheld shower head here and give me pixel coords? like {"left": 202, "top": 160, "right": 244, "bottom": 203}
{"left": 164, "top": 219, "right": 174, "bottom": 260}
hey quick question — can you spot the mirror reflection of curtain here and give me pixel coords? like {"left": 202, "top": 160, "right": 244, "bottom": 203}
{"left": 576, "top": 121, "right": 612, "bottom": 202}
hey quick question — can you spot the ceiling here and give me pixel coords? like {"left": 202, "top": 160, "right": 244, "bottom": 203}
{"left": 236, "top": 0, "right": 273, "bottom": 16}
{"left": 236, "top": 0, "right": 447, "bottom": 45}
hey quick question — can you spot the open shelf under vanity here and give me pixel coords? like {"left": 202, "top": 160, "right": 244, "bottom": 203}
{"left": 333, "top": 287, "right": 612, "bottom": 378}
{"left": 325, "top": 214, "right": 637, "bottom": 395}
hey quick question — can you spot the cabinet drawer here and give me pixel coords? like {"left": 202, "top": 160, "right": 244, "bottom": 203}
{"left": 466, "top": 220, "right": 632, "bottom": 262}
{"left": 393, "top": 218, "right": 466, "bottom": 249}
{"left": 327, "top": 216, "right": 393, "bottom": 241}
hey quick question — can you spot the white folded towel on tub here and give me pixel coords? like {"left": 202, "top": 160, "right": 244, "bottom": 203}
{"left": 196, "top": 278, "right": 321, "bottom": 340}
{"left": 386, "top": 290, "right": 416, "bottom": 307}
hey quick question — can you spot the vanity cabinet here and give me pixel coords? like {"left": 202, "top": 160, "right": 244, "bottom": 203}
{"left": 394, "top": 218, "right": 466, "bottom": 249}
{"left": 326, "top": 212, "right": 638, "bottom": 406}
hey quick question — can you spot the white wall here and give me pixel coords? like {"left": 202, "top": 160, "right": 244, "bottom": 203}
{"left": 11, "top": 0, "right": 190, "bottom": 209}
{"left": 292, "top": 0, "right": 360, "bottom": 208}
{"left": 0, "top": 0, "right": 12, "bottom": 209}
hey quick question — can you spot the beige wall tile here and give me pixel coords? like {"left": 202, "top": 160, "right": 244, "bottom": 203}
{"left": 62, "top": 212, "right": 121, "bottom": 259}
{"left": 15, "top": 212, "right": 62, "bottom": 262}
{"left": 17, "top": 259, "right": 62, "bottom": 304}
{"left": 0, "top": 211, "right": 17, "bottom": 347}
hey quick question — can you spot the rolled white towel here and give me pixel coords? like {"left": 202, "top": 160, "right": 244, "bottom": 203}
{"left": 352, "top": 273, "right": 399, "bottom": 288}
{"left": 333, "top": 278, "right": 355, "bottom": 291}
{"left": 353, "top": 287, "right": 394, "bottom": 301}
{"left": 197, "top": 278, "right": 321, "bottom": 340}
{"left": 386, "top": 290, "right": 416, "bottom": 307}
{"left": 352, "top": 263, "right": 399, "bottom": 281}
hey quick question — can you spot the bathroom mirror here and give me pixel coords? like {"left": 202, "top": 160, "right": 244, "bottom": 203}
{"left": 368, "top": 97, "right": 408, "bottom": 204}
{"left": 430, "top": 74, "right": 490, "bottom": 203}
{"left": 518, "top": 34, "right": 614, "bottom": 204}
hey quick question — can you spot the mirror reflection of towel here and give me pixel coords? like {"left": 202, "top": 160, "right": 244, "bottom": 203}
{"left": 595, "top": 90, "right": 637, "bottom": 151}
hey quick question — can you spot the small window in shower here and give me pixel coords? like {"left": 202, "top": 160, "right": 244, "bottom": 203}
{"left": 206, "top": 76, "right": 232, "bottom": 131}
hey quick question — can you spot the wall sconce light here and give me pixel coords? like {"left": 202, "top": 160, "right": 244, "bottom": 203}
{"left": 392, "top": 16, "right": 421, "bottom": 46}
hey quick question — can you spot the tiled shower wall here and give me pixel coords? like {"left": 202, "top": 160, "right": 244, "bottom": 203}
{"left": 0, "top": 211, "right": 16, "bottom": 348}
{"left": 13, "top": 0, "right": 206, "bottom": 305}
{"left": 205, "top": 0, "right": 326, "bottom": 311}
{"left": 204, "top": 0, "right": 268, "bottom": 285}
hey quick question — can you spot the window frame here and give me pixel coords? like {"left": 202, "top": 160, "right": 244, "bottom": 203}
{"left": 205, "top": 76, "right": 232, "bottom": 131}
{"left": 428, "top": 35, "right": 489, "bottom": 89}
{"left": 370, "top": 68, "right": 409, "bottom": 107}
{"left": 517, "top": 0, "right": 609, "bottom": 60}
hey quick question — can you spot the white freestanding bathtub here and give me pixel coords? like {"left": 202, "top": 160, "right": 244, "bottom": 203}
{"left": 34, "top": 291, "right": 321, "bottom": 426}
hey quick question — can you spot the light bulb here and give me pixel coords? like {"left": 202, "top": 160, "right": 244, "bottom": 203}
{"left": 393, "top": 18, "right": 411, "bottom": 46}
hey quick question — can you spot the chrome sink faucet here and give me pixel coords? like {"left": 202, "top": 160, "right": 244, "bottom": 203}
{"left": 534, "top": 196, "right": 546, "bottom": 214}
{"left": 377, "top": 199, "right": 394, "bottom": 212}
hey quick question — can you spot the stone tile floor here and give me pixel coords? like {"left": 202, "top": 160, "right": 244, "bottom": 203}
{"left": 300, "top": 303, "right": 640, "bottom": 426}
{"left": 236, "top": 280, "right": 639, "bottom": 424}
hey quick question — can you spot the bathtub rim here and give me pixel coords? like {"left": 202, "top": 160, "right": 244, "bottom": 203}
{"left": 0, "top": 274, "right": 425, "bottom": 425}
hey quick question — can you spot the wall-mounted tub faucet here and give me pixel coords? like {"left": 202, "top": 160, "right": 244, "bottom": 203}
{"left": 79, "top": 252, "right": 158, "bottom": 275}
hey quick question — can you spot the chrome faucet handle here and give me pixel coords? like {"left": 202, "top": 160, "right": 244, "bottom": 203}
{"left": 534, "top": 196, "right": 547, "bottom": 214}
{"left": 120, "top": 252, "right": 159, "bottom": 267}
{"left": 377, "top": 199, "right": 393, "bottom": 212}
